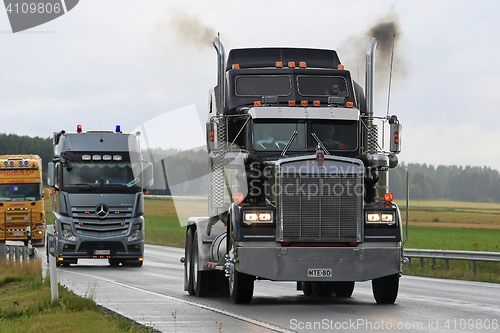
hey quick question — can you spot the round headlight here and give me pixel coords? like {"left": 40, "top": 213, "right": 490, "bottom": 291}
{"left": 6, "top": 215, "right": 12, "bottom": 221}
{"left": 24, "top": 215, "right": 29, "bottom": 221}
{"left": 9, "top": 161, "right": 14, "bottom": 167}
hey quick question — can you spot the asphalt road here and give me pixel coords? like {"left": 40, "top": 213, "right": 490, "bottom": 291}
{"left": 46, "top": 244, "right": 500, "bottom": 333}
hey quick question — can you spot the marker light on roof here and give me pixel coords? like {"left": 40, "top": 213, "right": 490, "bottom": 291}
{"left": 116, "top": 125, "right": 121, "bottom": 133}
{"left": 77, "top": 125, "right": 82, "bottom": 133}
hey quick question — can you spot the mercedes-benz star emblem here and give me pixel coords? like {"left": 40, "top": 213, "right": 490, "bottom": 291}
{"left": 95, "top": 204, "right": 109, "bottom": 218}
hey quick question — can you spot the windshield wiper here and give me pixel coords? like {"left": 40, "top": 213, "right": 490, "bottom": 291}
{"left": 73, "top": 183, "right": 99, "bottom": 193}
{"left": 310, "top": 133, "right": 331, "bottom": 155}
{"left": 281, "top": 130, "right": 298, "bottom": 157}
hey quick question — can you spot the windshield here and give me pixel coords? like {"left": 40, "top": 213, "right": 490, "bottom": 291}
{"left": 297, "top": 76, "right": 348, "bottom": 97}
{"left": 62, "top": 162, "right": 141, "bottom": 193}
{"left": 0, "top": 184, "right": 42, "bottom": 201}
{"left": 235, "top": 75, "right": 292, "bottom": 96}
{"left": 253, "top": 120, "right": 357, "bottom": 152}
{"left": 254, "top": 122, "right": 306, "bottom": 151}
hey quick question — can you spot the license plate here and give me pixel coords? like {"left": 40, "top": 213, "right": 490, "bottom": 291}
{"left": 94, "top": 250, "right": 110, "bottom": 255}
{"left": 308, "top": 268, "right": 332, "bottom": 278}
{"left": 13, "top": 232, "right": 24, "bottom": 237}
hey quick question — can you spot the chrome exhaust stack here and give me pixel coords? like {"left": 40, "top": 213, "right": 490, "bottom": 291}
{"left": 213, "top": 36, "right": 226, "bottom": 115}
{"left": 365, "top": 37, "right": 378, "bottom": 154}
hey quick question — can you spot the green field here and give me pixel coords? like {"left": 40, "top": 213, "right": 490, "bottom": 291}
{"left": 403, "top": 226, "right": 500, "bottom": 252}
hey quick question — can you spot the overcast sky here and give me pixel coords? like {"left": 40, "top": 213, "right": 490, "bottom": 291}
{"left": 1, "top": 0, "right": 500, "bottom": 171}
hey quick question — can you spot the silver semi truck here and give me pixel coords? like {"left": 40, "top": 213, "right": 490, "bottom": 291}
{"left": 184, "top": 37, "right": 405, "bottom": 303}
{"left": 47, "top": 125, "right": 153, "bottom": 267}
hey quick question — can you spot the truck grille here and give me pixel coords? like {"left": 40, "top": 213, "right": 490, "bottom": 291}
{"left": 277, "top": 159, "right": 363, "bottom": 242}
{"left": 72, "top": 205, "right": 132, "bottom": 236}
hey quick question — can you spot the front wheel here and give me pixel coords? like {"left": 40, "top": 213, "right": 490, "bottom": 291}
{"left": 332, "top": 281, "right": 355, "bottom": 297}
{"left": 229, "top": 265, "right": 254, "bottom": 304}
{"left": 372, "top": 274, "right": 399, "bottom": 304}
{"left": 311, "top": 282, "right": 335, "bottom": 297}
{"left": 300, "top": 282, "right": 314, "bottom": 296}
{"left": 109, "top": 259, "right": 121, "bottom": 267}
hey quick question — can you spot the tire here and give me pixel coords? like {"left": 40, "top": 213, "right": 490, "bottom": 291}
{"left": 332, "top": 281, "right": 355, "bottom": 298}
{"left": 129, "top": 261, "right": 143, "bottom": 267}
{"left": 300, "top": 282, "right": 314, "bottom": 296}
{"left": 184, "top": 228, "right": 195, "bottom": 295}
{"left": 372, "top": 273, "right": 399, "bottom": 304}
{"left": 109, "top": 259, "right": 121, "bottom": 267}
{"left": 311, "top": 282, "right": 335, "bottom": 297}
{"left": 193, "top": 231, "right": 215, "bottom": 297}
{"left": 229, "top": 264, "right": 254, "bottom": 304}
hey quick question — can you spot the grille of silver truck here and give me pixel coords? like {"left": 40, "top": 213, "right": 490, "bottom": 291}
{"left": 72, "top": 205, "right": 132, "bottom": 236}
{"left": 277, "top": 160, "right": 363, "bottom": 242}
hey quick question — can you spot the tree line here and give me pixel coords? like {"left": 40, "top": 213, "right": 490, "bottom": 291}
{"left": 2, "top": 132, "right": 500, "bottom": 202}
{"left": 389, "top": 163, "right": 500, "bottom": 203}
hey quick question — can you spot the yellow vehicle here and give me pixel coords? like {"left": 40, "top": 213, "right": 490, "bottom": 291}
{"left": 0, "top": 155, "right": 49, "bottom": 247}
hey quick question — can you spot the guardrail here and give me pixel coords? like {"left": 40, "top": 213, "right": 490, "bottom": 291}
{"left": 404, "top": 248, "right": 500, "bottom": 276}
{"left": 0, "top": 244, "right": 37, "bottom": 264}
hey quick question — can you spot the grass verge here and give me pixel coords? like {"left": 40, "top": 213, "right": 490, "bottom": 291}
{"left": 0, "top": 260, "right": 154, "bottom": 332}
{"left": 402, "top": 226, "right": 500, "bottom": 283}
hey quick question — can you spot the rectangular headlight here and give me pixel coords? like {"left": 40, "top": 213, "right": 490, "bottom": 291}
{"left": 367, "top": 213, "right": 381, "bottom": 222}
{"left": 258, "top": 213, "right": 272, "bottom": 221}
{"left": 244, "top": 213, "right": 258, "bottom": 222}
{"left": 381, "top": 214, "right": 394, "bottom": 222}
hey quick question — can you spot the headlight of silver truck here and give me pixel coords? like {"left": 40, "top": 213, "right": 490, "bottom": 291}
{"left": 62, "top": 229, "right": 77, "bottom": 241}
{"left": 127, "top": 229, "right": 141, "bottom": 241}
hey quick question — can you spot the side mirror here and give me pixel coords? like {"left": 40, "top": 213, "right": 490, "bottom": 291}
{"left": 47, "top": 162, "right": 55, "bottom": 187}
{"left": 389, "top": 116, "right": 402, "bottom": 154}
